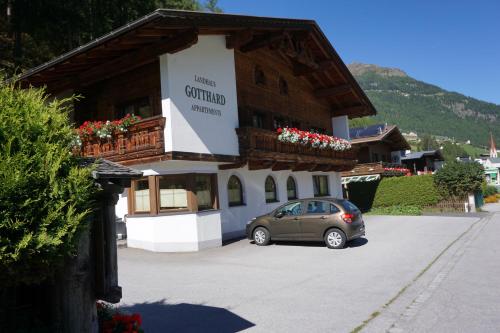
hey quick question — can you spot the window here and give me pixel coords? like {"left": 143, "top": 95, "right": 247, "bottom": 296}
{"left": 340, "top": 200, "right": 360, "bottom": 213}
{"left": 291, "top": 120, "right": 301, "bottom": 129}
{"left": 252, "top": 112, "right": 265, "bottom": 129}
{"left": 159, "top": 175, "right": 188, "bottom": 210}
{"left": 129, "top": 173, "right": 218, "bottom": 215}
{"left": 227, "top": 175, "right": 244, "bottom": 207}
{"left": 287, "top": 176, "right": 297, "bottom": 200}
{"left": 306, "top": 201, "right": 329, "bottom": 214}
{"left": 310, "top": 127, "right": 327, "bottom": 134}
{"left": 278, "top": 76, "right": 288, "bottom": 95}
{"left": 117, "top": 96, "right": 152, "bottom": 119}
{"left": 194, "top": 174, "right": 214, "bottom": 211}
{"left": 133, "top": 179, "right": 150, "bottom": 213}
{"left": 313, "top": 175, "right": 329, "bottom": 197}
{"left": 265, "top": 176, "right": 278, "bottom": 203}
{"left": 330, "top": 204, "right": 340, "bottom": 214}
{"left": 254, "top": 65, "right": 266, "bottom": 85}
{"left": 273, "top": 116, "right": 287, "bottom": 130}
{"left": 372, "top": 153, "right": 379, "bottom": 162}
{"left": 275, "top": 201, "right": 303, "bottom": 217}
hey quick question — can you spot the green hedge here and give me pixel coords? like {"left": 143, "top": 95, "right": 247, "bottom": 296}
{"left": 482, "top": 185, "right": 498, "bottom": 197}
{"left": 372, "top": 175, "right": 441, "bottom": 208}
{"left": 367, "top": 205, "right": 422, "bottom": 216}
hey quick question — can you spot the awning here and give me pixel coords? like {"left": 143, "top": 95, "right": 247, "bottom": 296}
{"left": 342, "top": 174, "right": 380, "bottom": 184}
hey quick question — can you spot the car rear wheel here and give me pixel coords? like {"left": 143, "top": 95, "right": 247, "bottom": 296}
{"left": 253, "top": 227, "right": 270, "bottom": 246}
{"left": 324, "top": 229, "right": 346, "bottom": 249}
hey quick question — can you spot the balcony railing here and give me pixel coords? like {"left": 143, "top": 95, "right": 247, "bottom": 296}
{"left": 236, "top": 127, "right": 357, "bottom": 170}
{"left": 341, "top": 161, "right": 410, "bottom": 177}
{"left": 80, "top": 116, "right": 166, "bottom": 164}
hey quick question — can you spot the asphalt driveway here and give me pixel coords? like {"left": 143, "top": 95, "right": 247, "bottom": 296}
{"left": 118, "top": 215, "right": 479, "bottom": 332}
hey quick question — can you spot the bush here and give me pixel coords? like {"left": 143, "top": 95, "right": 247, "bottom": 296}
{"left": 372, "top": 175, "right": 441, "bottom": 208}
{"left": 368, "top": 205, "right": 422, "bottom": 216}
{"left": 0, "top": 82, "right": 96, "bottom": 286}
{"left": 484, "top": 195, "right": 499, "bottom": 204}
{"left": 434, "top": 161, "right": 484, "bottom": 197}
{"left": 482, "top": 185, "right": 498, "bottom": 197}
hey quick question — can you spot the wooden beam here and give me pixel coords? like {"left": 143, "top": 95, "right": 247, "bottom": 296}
{"left": 248, "top": 159, "right": 274, "bottom": 170}
{"left": 271, "top": 162, "right": 293, "bottom": 171}
{"left": 218, "top": 161, "right": 247, "bottom": 170}
{"left": 331, "top": 105, "right": 367, "bottom": 117}
{"left": 293, "top": 59, "right": 334, "bottom": 76}
{"left": 311, "top": 164, "right": 330, "bottom": 172}
{"left": 240, "top": 32, "right": 285, "bottom": 53}
{"left": 79, "top": 30, "right": 198, "bottom": 86}
{"left": 292, "top": 163, "right": 317, "bottom": 172}
{"left": 226, "top": 29, "right": 253, "bottom": 49}
{"left": 315, "top": 84, "right": 352, "bottom": 99}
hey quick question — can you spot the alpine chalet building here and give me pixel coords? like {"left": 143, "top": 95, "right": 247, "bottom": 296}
{"left": 20, "top": 10, "right": 376, "bottom": 252}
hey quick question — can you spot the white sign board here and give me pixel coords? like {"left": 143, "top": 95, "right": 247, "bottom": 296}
{"left": 160, "top": 35, "right": 239, "bottom": 156}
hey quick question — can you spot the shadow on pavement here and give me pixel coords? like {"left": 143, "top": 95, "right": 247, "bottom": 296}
{"left": 346, "top": 237, "right": 368, "bottom": 247}
{"left": 120, "top": 299, "right": 255, "bottom": 333}
{"left": 271, "top": 237, "right": 368, "bottom": 248}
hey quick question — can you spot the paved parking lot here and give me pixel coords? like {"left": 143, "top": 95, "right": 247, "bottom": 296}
{"left": 118, "top": 215, "right": 479, "bottom": 332}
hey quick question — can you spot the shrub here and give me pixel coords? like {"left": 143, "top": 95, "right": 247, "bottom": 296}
{"left": 372, "top": 175, "right": 441, "bottom": 208}
{"left": 368, "top": 205, "right": 422, "bottom": 216}
{"left": 484, "top": 195, "right": 499, "bottom": 204}
{"left": 434, "top": 161, "right": 484, "bottom": 197}
{"left": 482, "top": 185, "right": 498, "bottom": 197}
{"left": 0, "top": 81, "right": 96, "bottom": 286}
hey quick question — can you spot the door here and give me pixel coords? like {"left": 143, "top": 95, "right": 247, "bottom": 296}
{"left": 269, "top": 201, "right": 303, "bottom": 239}
{"left": 299, "top": 200, "right": 335, "bottom": 240}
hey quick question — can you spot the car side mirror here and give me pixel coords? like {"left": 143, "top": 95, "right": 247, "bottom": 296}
{"left": 275, "top": 211, "right": 285, "bottom": 218}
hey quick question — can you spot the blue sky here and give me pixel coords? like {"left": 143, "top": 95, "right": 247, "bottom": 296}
{"left": 218, "top": 0, "right": 500, "bottom": 104}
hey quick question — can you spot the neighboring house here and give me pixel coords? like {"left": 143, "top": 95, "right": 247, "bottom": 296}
{"left": 19, "top": 10, "right": 376, "bottom": 252}
{"left": 341, "top": 124, "right": 410, "bottom": 211}
{"left": 483, "top": 133, "right": 500, "bottom": 185}
{"left": 401, "top": 150, "right": 445, "bottom": 174}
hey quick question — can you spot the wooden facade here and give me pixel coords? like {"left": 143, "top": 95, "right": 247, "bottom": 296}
{"left": 235, "top": 49, "right": 333, "bottom": 134}
{"left": 19, "top": 10, "right": 377, "bottom": 170}
{"left": 343, "top": 124, "right": 411, "bottom": 177}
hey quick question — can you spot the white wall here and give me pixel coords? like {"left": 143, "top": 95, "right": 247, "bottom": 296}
{"left": 331, "top": 115, "right": 350, "bottom": 139}
{"left": 217, "top": 165, "right": 343, "bottom": 239}
{"left": 159, "top": 35, "right": 239, "bottom": 156}
{"left": 127, "top": 211, "right": 222, "bottom": 252}
{"left": 116, "top": 189, "right": 128, "bottom": 220}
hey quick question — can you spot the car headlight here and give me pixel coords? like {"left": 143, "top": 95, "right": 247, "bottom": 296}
{"left": 246, "top": 218, "right": 256, "bottom": 225}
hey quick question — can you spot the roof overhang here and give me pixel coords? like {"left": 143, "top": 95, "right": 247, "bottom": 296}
{"left": 350, "top": 125, "right": 411, "bottom": 150}
{"left": 18, "top": 9, "right": 376, "bottom": 119}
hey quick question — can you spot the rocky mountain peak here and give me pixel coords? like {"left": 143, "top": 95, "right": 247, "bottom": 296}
{"left": 348, "top": 62, "right": 408, "bottom": 77}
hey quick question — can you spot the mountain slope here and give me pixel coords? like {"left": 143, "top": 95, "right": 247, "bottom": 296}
{"left": 348, "top": 63, "right": 500, "bottom": 147}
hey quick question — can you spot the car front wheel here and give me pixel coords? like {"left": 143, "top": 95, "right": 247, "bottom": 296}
{"left": 253, "top": 227, "right": 270, "bottom": 246}
{"left": 324, "top": 229, "right": 346, "bottom": 249}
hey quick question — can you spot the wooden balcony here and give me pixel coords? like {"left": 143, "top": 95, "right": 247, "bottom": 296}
{"left": 80, "top": 116, "right": 166, "bottom": 165}
{"left": 234, "top": 127, "right": 357, "bottom": 172}
{"left": 341, "top": 162, "right": 410, "bottom": 177}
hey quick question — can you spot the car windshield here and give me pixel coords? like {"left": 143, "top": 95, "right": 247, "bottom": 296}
{"left": 339, "top": 200, "right": 360, "bottom": 213}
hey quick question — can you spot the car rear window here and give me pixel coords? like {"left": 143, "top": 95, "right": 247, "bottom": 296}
{"left": 339, "top": 200, "right": 360, "bottom": 213}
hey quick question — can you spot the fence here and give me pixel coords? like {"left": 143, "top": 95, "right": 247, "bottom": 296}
{"left": 424, "top": 197, "right": 468, "bottom": 213}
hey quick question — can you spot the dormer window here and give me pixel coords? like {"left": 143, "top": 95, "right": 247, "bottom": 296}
{"left": 254, "top": 65, "right": 266, "bottom": 86}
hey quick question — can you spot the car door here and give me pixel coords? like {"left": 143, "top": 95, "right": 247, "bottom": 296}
{"left": 269, "top": 201, "right": 303, "bottom": 240}
{"left": 299, "top": 200, "right": 332, "bottom": 240}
